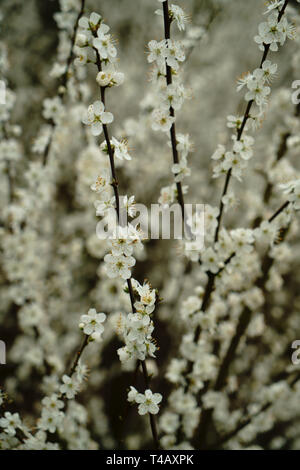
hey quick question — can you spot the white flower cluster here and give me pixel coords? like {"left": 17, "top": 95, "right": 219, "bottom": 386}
{"left": 155, "top": 2, "right": 188, "bottom": 32}
{"left": 148, "top": 3, "right": 193, "bottom": 203}
{"left": 0, "top": 412, "right": 23, "bottom": 437}
{"left": 77, "top": 14, "right": 126, "bottom": 137}
{"left": 117, "top": 280, "right": 158, "bottom": 363}
{"left": 76, "top": 10, "right": 161, "bottom": 428}
{"left": 211, "top": 1, "right": 295, "bottom": 182}
{"left": 128, "top": 386, "right": 162, "bottom": 415}
{"left": 90, "top": 174, "right": 139, "bottom": 282}
{"left": 78, "top": 14, "right": 145, "bottom": 284}
{"left": 75, "top": 12, "right": 119, "bottom": 70}
{"left": 38, "top": 394, "right": 64, "bottom": 434}
{"left": 255, "top": 8, "right": 295, "bottom": 51}
{"left": 91, "top": 174, "right": 141, "bottom": 279}
{"left": 104, "top": 224, "right": 145, "bottom": 280}
{"left": 237, "top": 61, "right": 277, "bottom": 109}
{"left": 100, "top": 137, "right": 132, "bottom": 162}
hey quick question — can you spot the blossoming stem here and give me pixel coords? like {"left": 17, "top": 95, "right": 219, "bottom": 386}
{"left": 213, "top": 0, "right": 290, "bottom": 243}
{"left": 93, "top": 47, "right": 160, "bottom": 450}
{"left": 162, "top": 0, "right": 186, "bottom": 219}
{"left": 94, "top": 50, "right": 120, "bottom": 218}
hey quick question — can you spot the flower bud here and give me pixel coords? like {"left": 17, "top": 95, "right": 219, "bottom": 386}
{"left": 76, "top": 33, "right": 88, "bottom": 48}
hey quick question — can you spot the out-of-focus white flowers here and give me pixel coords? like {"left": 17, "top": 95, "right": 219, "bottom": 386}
{"left": 42, "top": 97, "right": 64, "bottom": 123}
{"left": 59, "top": 374, "right": 80, "bottom": 400}
{"left": 2, "top": 0, "right": 300, "bottom": 452}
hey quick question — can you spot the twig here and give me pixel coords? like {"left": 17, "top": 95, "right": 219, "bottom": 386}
{"left": 162, "top": 0, "right": 187, "bottom": 221}
{"left": 213, "top": 0, "right": 290, "bottom": 242}
{"left": 42, "top": 0, "right": 86, "bottom": 166}
{"left": 69, "top": 334, "right": 89, "bottom": 377}
{"left": 93, "top": 43, "right": 160, "bottom": 450}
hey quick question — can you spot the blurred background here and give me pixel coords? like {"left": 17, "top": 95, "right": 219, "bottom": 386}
{"left": 1, "top": 0, "right": 300, "bottom": 450}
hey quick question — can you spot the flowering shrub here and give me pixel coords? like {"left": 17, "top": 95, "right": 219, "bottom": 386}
{"left": 1, "top": 0, "right": 300, "bottom": 451}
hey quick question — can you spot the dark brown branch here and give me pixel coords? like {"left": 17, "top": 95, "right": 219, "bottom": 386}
{"left": 69, "top": 334, "right": 89, "bottom": 377}
{"left": 162, "top": 0, "right": 187, "bottom": 221}
{"left": 93, "top": 43, "right": 160, "bottom": 451}
{"left": 213, "top": 0, "right": 290, "bottom": 243}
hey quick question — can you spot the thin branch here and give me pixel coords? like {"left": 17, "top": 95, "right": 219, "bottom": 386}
{"left": 213, "top": 0, "right": 290, "bottom": 242}
{"left": 43, "top": 0, "right": 86, "bottom": 166}
{"left": 69, "top": 334, "right": 89, "bottom": 377}
{"left": 268, "top": 200, "right": 290, "bottom": 223}
{"left": 60, "top": 0, "right": 86, "bottom": 94}
{"left": 162, "top": 0, "right": 187, "bottom": 221}
{"left": 93, "top": 45, "right": 160, "bottom": 451}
